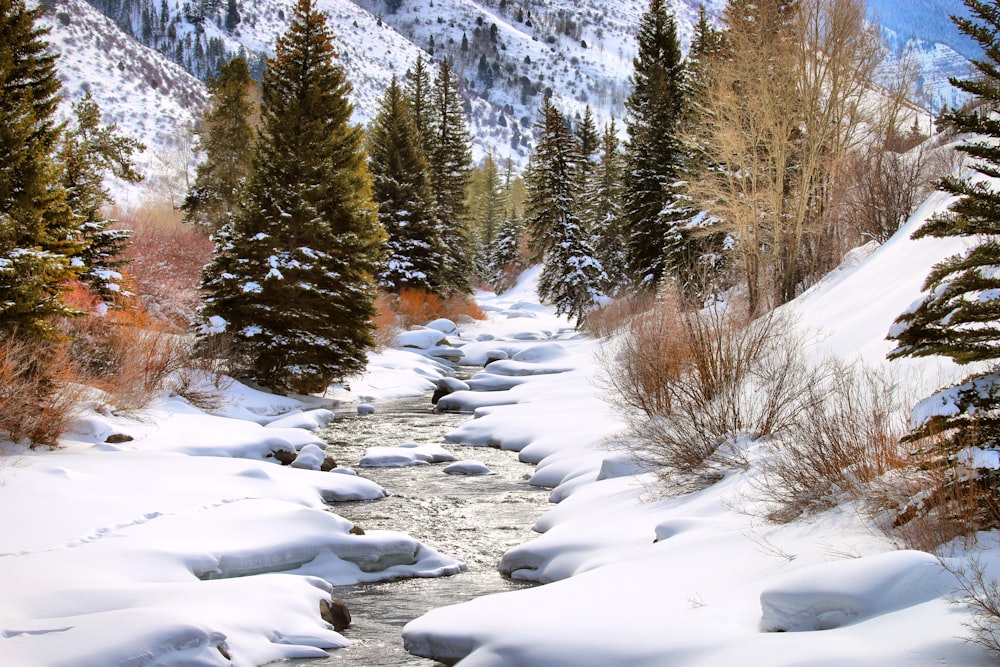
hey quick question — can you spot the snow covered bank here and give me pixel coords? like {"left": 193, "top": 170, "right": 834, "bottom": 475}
{"left": 400, "top": 212, "right": 999, "bottom": 664}
{"left": 0, "top": 375, "right": 463, "bottom": 665}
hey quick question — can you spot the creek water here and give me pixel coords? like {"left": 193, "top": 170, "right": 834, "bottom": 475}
{"left": 288, "top": 391, "right": 550, "bottom": 666}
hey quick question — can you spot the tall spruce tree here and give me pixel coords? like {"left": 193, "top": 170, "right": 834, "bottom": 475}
{"left": 59, "top": 92, "right": 144, "bottom": 303}
{"left": 405, "top": 54, "right": 433, "bottom": 144}
{"left": 0, "top": 0, "right": 79, "bottom": 337}
{"left": 622, "top": 0, "right": 686, "bottom": 290}
{"left": 428, "top": 59, "right": 473, "bottom": 294}
{"left": 887, "top": 0, "right": 1000, "bottom": 527}
{"left": 526, "top": 97, "right": 605, "bottom": 325}
{"left": 199, "top": 0, "right": 384, "bottom": 394}
{"left": 368, "top": 74, "right": 444, "bottom": 294}
{"left": 183, "top": 55, "right": 256, "bottom": 232}
{"left": 592, "top": 118, "right": 628, "bottom": 295}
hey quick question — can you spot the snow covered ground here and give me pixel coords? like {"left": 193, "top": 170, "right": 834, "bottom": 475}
{"left": 3, "top": 180, "right": 1000, "bottom": 665}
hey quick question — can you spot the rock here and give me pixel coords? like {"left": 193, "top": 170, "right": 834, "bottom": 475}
{"left": 320, "top": 596, "right": 351, "bottom": 631}
{"left": 320, "top": 455, "right": 338, "bottom": 472}
{"left": 350, "top": 523, "right": 365, "bottom": 535}
{"left": 104, "top": 433, "right": 133, "bottom": 444}
{"left": 442, "top": 460, "right": 494, "bottom": 476}
{"left": 357, "top": 403, "right": 376, "bottom": 415}
{"left": 432, "top": 377, "right": 471, "bottom": 404}
{"left": 271, "top": 448, "right": 297, "bottom": 465}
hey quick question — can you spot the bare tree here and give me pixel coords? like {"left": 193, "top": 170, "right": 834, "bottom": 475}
{"left": 688, "top": 0, "right": 886, "bottom": 312}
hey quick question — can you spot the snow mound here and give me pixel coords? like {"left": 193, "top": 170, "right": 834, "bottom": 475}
{"left": 358, "top": 444, "right": 458, "bottom": 467}
{"left": 395, "top": 328, "right": 448, "bottom": 350}
{"left": 442, "top": 460, "right": 494, "bottom": 476}
{"left": 759, "top": 550, "right": 953, "bottom": 632}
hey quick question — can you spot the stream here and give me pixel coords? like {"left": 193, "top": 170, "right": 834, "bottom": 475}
{"left": 288, "top": 390, "right": 550, "bottom": 666}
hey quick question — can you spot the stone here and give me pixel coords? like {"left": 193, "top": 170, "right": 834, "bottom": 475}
{"left": 104, "top": 433, "right": 133, "bottom": 443}
{"left": 320, "top": 454, "right": 338, "bottom": 472}
{"left": 320, "top": 596, "right": 351, "bottom": 631}
{"left": 271, "top": 448, "right": 297, "bottom": 465}
{"left": 357, "top": 403, "right": 376, "bottom": 415}
{"left": 350, "top": 523, "right": 365, "bottom": 535}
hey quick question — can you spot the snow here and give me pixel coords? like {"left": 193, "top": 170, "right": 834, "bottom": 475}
{"left": 6, "top": 179, "right": 1000, "bottom": 665}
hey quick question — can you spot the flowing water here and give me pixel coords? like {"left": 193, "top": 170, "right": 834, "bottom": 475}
{"left": 287, "top": 392, "right": 550, "bottom": 666}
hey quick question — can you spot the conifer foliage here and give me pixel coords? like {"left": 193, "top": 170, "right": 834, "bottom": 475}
{"left": 199, "top": 0, "right": 384, "bottom": 394}
{"left": 0, "top": 0, "right": 79, "bottom": 337}
{"left": 183, "top": 55, "right": 256, "bottom": 232}
{"left": 525, "top": 97, "right": 605, "bottom": 325}
{"left": 60, "top": 92, "right": 144, "bottom": 303}
{"left": 622, "top": 0, "right": 686, "bottom": 290}
{"left": 888, "top": 0, "right": 1000, "bottom": 527}
{"left": 368, "top": 75, "right": 444, "bottom": 294}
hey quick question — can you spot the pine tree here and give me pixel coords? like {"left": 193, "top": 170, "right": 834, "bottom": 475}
{"left": 622, "top": 0, "right": 686, "bottom": 291}
{"left": 405, "top": 53, "right": 433, "bottom": 143}
{"left": 0, "top": 0, "right": 79, "bottom": 337}
{"left": 368, "top": 75, "right": 444, "bottom": 294}
{"left": 526, "top": 97, "right": 605, "bottom": 325}
{"left": 183, "top": 55, "right": 255, "bottom": 232}
{"left": 59, "top": 92, "right": 144, "bottom": 303}
{"left": 427, "top": 59, "right": 473, "bottom": 294}
{"left": 887, "top": 0, "right": 1000, "bottom": 530}
{"left": 591, "top": 119, "right": 628, "bottom": 295}
{"left": 199, "top": 0, "right": 384, "bottom": 394}
{"left": 487, "top": 212, "right": 525, "bottom": 293}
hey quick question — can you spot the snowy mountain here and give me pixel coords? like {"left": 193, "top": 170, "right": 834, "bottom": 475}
{"left": 868, "top": 0, "right": 975, "bottom": 112}
{"left": 38, "top": 0, "right": 978, "bottom": 201}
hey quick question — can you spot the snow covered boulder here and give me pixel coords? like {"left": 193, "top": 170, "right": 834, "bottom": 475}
{"left": 357, "top": 403, "right": 376, "bottom": 415}
{"left": 484, "top": 349, "right": 509, "bottom": 366}
{"left": 432, "top": 377, "right": 470, "bottom": 404}
{"left": 395, "top": 328, "right": 448, "bottom": 350}
{"left": 320, "top": 595, "right": 351, "bottom": 631}
{"left": 425, "top": 318, "right": 458, "bottom": 334}
{"left": 759, "top": 550, "right": 953, "bottom": 632}
{"left": 290, "top": 444, "right": 336, "bottom": 471}
{"left": 442, "top": 460, "right": 494, "bottom": 476}
{"left": 265, "top": 408, "right": 335, "bottom": 430}
{"left": 358, "top": 443, "right": 458, "bottom": 467}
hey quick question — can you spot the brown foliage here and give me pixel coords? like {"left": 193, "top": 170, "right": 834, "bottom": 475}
{"left": 0, "top": 335, "right": 84, "bottom": 447}
{"left": 384, "top": 288, "right": 485, "bottom": 329}
{"left": 755, "top": 362, "right": 912, "bottom": 522}
{"left": 604, "top": 291, "right": 819, "bottom": 487}
{"left": 112, "top": 202, "right": 213, "bottom": 330}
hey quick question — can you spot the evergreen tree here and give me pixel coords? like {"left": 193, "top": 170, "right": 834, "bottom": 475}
{"left": 0, "top": 0, "right": 79, "bottom": 337}
{"left": 470, "top": 151, "right": 507, "bottom": 281}
{"left": 405, "top": 53, "right": 433, "bottom": 143}
{"left": 428, "top": 59, "right": 473, "bottom": 294}
{"left": 622, "top": 0, "right": 686, "bottom": 290}
{"left": 887, "top": 0, "right": 1000, "bottom": 528}
{"left": 487, "top": 212, "right": 525, "bottom": 293}
{"left": 183, "top": 55, "right": 255, "bottom": 232}
{"left": 59, "top": 92, "right": 144, "bottom": 303}
{"left": 525, "top": 98, "right": 605, "bottom": 325}
{"left": 591, "top": 118, "right": 628, "bottom": 295}
{"left": 199, "top": 0, "right": 384, "bottom": 394}
{"left": 368, "top": 75, "right": 444, "bottom": 294}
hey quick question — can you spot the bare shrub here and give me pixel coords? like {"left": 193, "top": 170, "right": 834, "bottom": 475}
{"left": 0, "top": 335, "right": 84, "bottom": 447}
{"left": 582, "top": 292, "right": 657, "bottom": 338}
{"left": 113, "top": 203, "right": 213, "bottom": 330}
{"left": 943, "top": 555, "right": 1000, "bottom": 656}
{"left": 372, "top": 292, "right": 403, "bottom": 350}
{"left": 881, "top": 421, "right": 1000, "bottom": 553}
{"left": 755, "top": 361, "right": 912, "bottom": 522}
{"left": 381, "top": 288, "right": 486, "bottom": 329}
{"left": 603, "top": 293, "right": 821, "bottom": 488}
{"left": 62, "top": 302, "right": 187, "bottom": 414}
